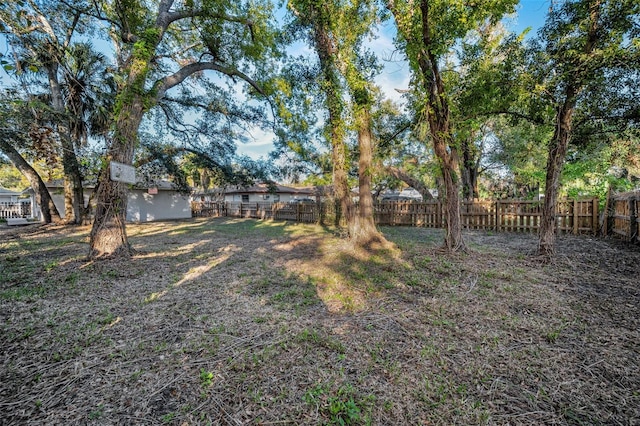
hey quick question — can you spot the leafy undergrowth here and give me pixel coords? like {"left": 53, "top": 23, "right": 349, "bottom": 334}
{"left": 0, "top": 218, "right": 638, "bottom": 425}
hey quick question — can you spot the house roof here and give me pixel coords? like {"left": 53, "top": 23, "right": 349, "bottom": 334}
{"left": 131, "top": 180, "right": 178, "bottom": 191}
{"left": 224, "top": 183, "right": 314, "bottom": 196}
{"left": 43, "top": 179, "right": 96, "bottom": 189}
{"left": 0, "top": 187, "right": 21, "bottom": 196}
{"left": 42, "top": 179, "right": 178, "bottom": 191}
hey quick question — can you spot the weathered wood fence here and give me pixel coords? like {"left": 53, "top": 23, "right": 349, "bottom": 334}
{"left": 603, "top": 191, "right": 639, "bottom": 243}
{"left": 0, "top": 202, "right": 31, "bottom": 219}
{"left": 192, "top": 198, "right": 600, "bottom": 235}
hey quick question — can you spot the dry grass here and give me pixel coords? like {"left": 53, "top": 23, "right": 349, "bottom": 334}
{"left": 1, "top": 218, "right": 639, "bottom": 425}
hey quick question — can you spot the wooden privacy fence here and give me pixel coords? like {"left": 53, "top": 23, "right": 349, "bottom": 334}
{"left": 193, "top": 198, "right": 600, "bottom": 235}
{"left": 192, "top": 202, "right": 322, "bottom": 223}
{"left": 603, "top": 191, "right": 639, "bottom": 243}
{"left": 0, "top": 202, "right": 31, "bottom": 219}
{"left": 375, "top": 199, "right": 598, "bottom": 234}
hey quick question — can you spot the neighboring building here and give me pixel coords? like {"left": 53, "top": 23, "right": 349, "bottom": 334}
{"left": 0, "top": 187, "right": 20, "bottom": 203}
{"left": 0, "top": 187, "right": 30, "bottom": 219}
{"left": 191, "top": 187, "right": 225, "bottom": 203}
{"left": 127, "top": 181, "right": 192, "bottom": 222}
{"left": 379, "top": 187, "right": 424, "bottom": 201}
{"left": 31, "top": 180, "right": 191, "bottom": 223}
{"left": 223, "top": 183, "right": 315, "bottom": 203}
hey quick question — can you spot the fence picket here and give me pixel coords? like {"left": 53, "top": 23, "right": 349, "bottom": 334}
{"left": 0, "top": 202, "right": 32, "bottom": 219}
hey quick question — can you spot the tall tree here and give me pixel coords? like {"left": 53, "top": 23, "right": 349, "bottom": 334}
{"left": 535, "top": 0, "right": 640, "bottom": 257}
{"left": 285, "top": 0, "right": 388, "bottom": 243}
{"left": 287, "top": 0, "right": 355, "bottom": 235}
{"left": 454, "top": 23, "right": 513, "bottom": 200}
{"left": 0, "top": 1, "right": 90, "bottom": 224}
{"left": 337, "top": 0, "right": 386, "bottom": 243}
{"left": 70, "top": 0, "right": 278, "bottom": 258}
{"left": 387, "top": 0, "right": 517, "bottom": 252}
{"left": 0, "top": 93, "right": 62, "bottom": 223}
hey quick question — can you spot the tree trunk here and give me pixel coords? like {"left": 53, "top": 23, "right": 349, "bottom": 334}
{"left": 429, "top": 119, "right": 465, "bottom": 251}
{"left": 313, "top": 15, "right": 355, "bottom": 235}
{"left": 60, "top": 135, "right": 85, "bottom": 224}
{"left": 47, "top": 65, "right": 85, "bottom": 224}
{"left": 434, "top": 138, "right": 465, "bottom": 251}
{"left": 89, "top": 98, "right": 143, "bottom": 258}
{"left": 538, "top": 106, "right": 573, "bottom": 257}
{"left": 351, "top": 106, "right": 383, "bottom": 244}
{"left": 0, "top": 139, "right": 61, "bottom": 223}
{"left": 64, "top": 178, "right": 74, "bottom": 221}
{"left": 385, "top": 166, "right": 434, "bottom": 200}
{"left": 538, "top": 0, "right": 600, "bottom": 258}
{"left": 415, "top": 0, "right": 465, "bottom": 252}
{"left": 331, "top": 121, "right": 355, "bottom": 233}
{"left": 461, "top": 137, "right": 480, "bottom": 200}
{"left": 441, "top": 162, "right": 464, "bottom": 250}
{"left": 461, "top": 166, "right": 479, "bottom": 201}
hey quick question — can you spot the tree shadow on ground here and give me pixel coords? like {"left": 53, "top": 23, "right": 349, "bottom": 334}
{"left": 1, "top": 219, "right": 639, "bottom": 425}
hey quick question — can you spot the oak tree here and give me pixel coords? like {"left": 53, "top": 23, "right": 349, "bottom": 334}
{"left": 67, "top": 0, "right": 279, "bottom": 257}
{"left": 386, "top": 0, "right": 517, "bottom": 251}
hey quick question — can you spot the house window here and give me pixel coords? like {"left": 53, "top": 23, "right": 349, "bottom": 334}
{"left": 273, "top": 195, "right": 280, "bottom": 202}
{"left": 263, "top": 194, "right": 270, "bottom": 200}
{"left": 241, "top": 195, "right": 249, "bottom": 203}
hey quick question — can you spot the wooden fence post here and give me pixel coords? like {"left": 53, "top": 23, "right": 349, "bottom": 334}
{"left": 602, "top": 189, "right": 614, "bottom": 237}
{"left": 630, "top": 196, "right": 638, "bottom": 243}
{"left": 592, "top": 198, "right": 598, "bottom": 235}
{"left": 496, "top": 200, "right": 501, "bottom": 232}
{"left": 411, "top": 202, "right": 416, "bottom": 227}
{"left": 573, "top": 199, "right": 579, "bottom": 235}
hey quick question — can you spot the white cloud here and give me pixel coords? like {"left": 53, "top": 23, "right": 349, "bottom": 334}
{"left": 368, "top": 23, "right": 411, "bottom": 104}
{"left": 237, "top": 127, "right": 275, "bottom": 160}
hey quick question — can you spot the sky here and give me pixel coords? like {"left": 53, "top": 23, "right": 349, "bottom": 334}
{"left": 0, "top": 1, "right": 552, "bottom": 162}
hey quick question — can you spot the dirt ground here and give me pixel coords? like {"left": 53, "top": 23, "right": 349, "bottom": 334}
{"left": 0, "top": 218, "right": 638, "bottom": 425}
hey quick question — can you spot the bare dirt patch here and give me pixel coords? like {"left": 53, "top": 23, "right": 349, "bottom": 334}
{"left": 1, "top": 218, "right": 638, "bottom": 425}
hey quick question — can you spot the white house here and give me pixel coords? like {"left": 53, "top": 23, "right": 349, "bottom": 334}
{"left": 0, "top": 187, "right": 20, "bottom": 203}
{"left": 35, "top": 180, "right": 192, "bottom": 223}
{"left": 126, "top": 181, "right": 192, "bottom": 222}
{"left": 223, "top": 183, "right": 315, "bottom": 203}
{"left": 0, "top": 187, "right": 30, "bottom": 219}
{"left": 379, "top": 187, "right": 424, "bottom": 201}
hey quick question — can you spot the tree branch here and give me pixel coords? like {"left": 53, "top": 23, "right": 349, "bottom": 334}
{"left": 384, "top": 165, "right": 434, "bottom": 200}
{"left": 479, "top": 110, "right": 549, "bottom": 126}
{"left": 154, "top": 62, "right": 268, "bottom": 107}
{"left": 379, "top": 120, "right": 413, "bottom": 147}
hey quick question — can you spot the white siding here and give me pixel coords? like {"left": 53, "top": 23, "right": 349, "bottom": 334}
{"left": 224, "top": 193, "right": 293, "bottom": 203}
{"left": 126, "top": 190, "right": 191, "bottom": 222}
{"left": 0, "top": 195, "right": 19, "bottom": 203}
